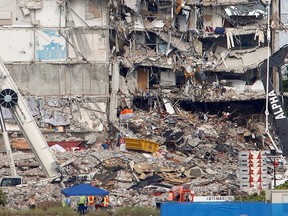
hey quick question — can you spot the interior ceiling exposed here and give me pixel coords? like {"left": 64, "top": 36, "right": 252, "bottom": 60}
{"left": 109, "top": 0, "right": 269, "bottom": 103}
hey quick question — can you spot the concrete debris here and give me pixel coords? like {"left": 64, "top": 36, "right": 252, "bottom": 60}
{"left": 108, "top": 0, "right": 270, "bottom": 109}
{"left": 124, "top": 0, "right": 141, "bottom": 12}
{"left": 1, "top": 96, "right": 109, "bottom": 149}
{"left": 0, "top": 102, "right": 281, "bottom": 209}
{"left": 26, "top": 0, "right": 43, "bottom": 10}
{"left": 0, "top": 0, "right": 284, "bottom": 211}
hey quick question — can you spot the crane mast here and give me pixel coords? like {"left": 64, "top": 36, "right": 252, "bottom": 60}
{"left": 0, "top": 108, "right": 17, "bottom": 177}
{"left": 0, "top": 59, "right": 60, "bottom": 178}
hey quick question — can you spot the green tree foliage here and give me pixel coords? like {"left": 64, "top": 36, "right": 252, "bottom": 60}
{"left": 0, "top": 189, "right": 7, "bottom": 206}
{"left": 283, "top": 80, "right": 288, "bottom": 93}
{"left": 274, "top": 181, "right": 288, "bottom": 190}
{"left": 234, "top": 190, "right": 266, "bottom": 202}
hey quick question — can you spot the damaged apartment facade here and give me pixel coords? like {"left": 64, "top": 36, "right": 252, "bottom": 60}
{"left": 0, "top": 0, "right": 284, "bottom": 147}
{"left": 0, "top": 0, "right": 110, "bottom": 146}
{"left": 109, "top": 0, "right": 281, "bottom": 117}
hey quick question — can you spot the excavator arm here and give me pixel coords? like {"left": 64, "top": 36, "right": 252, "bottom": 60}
{"left": 258, "top": 45, "right": 288, "bottom": 155}
{"left": 0, "top": 59, "right": 61, "bottom": 178}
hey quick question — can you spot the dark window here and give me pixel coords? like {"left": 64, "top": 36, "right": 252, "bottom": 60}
{"left": 0, "top": 177, "right": 22, "bottom": 186}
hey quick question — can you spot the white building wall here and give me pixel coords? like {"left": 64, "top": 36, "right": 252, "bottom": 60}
{"left": 68, "top": 0, "right": 108, "bottom": 27}
{"left": 0, "top": 1, "right": 32, "bottom": 27}
{"left": 0, "top": 0, "right": 109, "bottom": 96}
{"left": 271, "top": 190, "right": 288, "bottom": 203}
{"left": 0, "top": 0, "right": 108, "bottom": 63}
{"left": 203, "top": 6, "right": 223, "bottom": 29}
{"left": 67, "top": 31, "right": 108, "bottom": 62}
{"left": 0, "top": 29, "right": 34, "bottom": 61}
{"left": 281, "top": 0, "right": 288, "bottom": 24}
{"left": 280, "top": 0, "right": 288, "bottom": 46}
{"left": 36, "top": 0, "right": 66, "bottom": 27}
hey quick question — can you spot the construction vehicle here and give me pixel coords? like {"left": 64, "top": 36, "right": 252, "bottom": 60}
{"left": 167, "top": 186, "right": 194, "bottom": 202}
{"left": 0, "top": 176, "right": 22, "bottom": 187}
{"left": 0, "top": 59, "right": 63, "bottom": 186}
{"left": 166, "top": 186, "right": 235, "bottom": 203}
{"left": 257, "top": 44, "right": 288, "bottom": 156}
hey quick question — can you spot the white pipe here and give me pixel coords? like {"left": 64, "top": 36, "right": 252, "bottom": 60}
{"left": 267, "top": 130, "right": 279, "bottom": 152}
{"left": 265, "top": 0, "right": 271, "bottom": 134}
{"left": 265, "top": 0, "right": 279, "bottom": 153}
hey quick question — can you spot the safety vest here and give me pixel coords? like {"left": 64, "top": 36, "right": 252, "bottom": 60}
{"left": 78, "top": 196, "right": 86, "bottom": 204}
{"left": 62, "top": 198, "right": 66, "bottom": 207}
{"left": 88, "top": 196, "right": 94, "bottom": 206}
{"left": 103, "top": 196, "right": 109, "bottom": 207}
{"left": 62, "top": 197, "right": 71, "bottom": 207}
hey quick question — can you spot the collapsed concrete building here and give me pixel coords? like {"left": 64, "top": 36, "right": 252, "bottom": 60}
{"left": 0, "top": 0, "right": 282, "bottom": 145}
{"left": 0, "top": 0, "right": 111, "bottom": 147}
{"left": 0, "top": 0, "right": 287, "bottom": 208}
{"left": 107, "top": 0, "right": 286, "bottom": 148}
{"left": 108, "top": 0, "right": 274, "bottom": 115}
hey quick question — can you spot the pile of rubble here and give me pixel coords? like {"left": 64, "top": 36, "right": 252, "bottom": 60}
{"left": 0, "top": 104, "right": 279, "bottom": 209}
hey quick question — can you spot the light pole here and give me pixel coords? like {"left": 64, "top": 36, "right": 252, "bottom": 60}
{"left": 273, "top": 156, "right": 276, "bottom": 187}
{"left": 270, "top": 149, "right": 278, "bottom": 188}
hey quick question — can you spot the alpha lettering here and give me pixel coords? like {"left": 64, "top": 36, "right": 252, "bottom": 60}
{"left": 268, "top": 90, "right": 286, "bottom": 120}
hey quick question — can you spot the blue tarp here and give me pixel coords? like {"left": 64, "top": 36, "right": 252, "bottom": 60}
{"left": 61, "top": 184, "right": 109, "bottom": 197}
{"left": 160, "top": 202, "right": 288, "bottom": 216}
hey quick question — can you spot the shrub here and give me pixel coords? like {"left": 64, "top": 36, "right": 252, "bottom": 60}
{"left": 274, "top": 181, "right": 288, "bottom": 190}
{"left": 235, "top": 190, "right": 266, "bottom": 202}
{"left": 0, "top": 189, "right": 7, "bottom": 206}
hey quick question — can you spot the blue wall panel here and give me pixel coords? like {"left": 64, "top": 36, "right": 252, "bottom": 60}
{"left": 35, "top": 29, "right": 66, "bottom": 60}
{"left": 161, "top": 202, "right": 288, "bottom": 216}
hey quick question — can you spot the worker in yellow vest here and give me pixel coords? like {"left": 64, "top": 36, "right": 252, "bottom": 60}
{"left": 102, "top": 195, "right": 109, "bottom": 207}
{"left": 87, "top": 195, "right": 95, "bottom": 211}
{"left": 77, "top": 195, "right": 87, "bottom": 214}
{"left": 62, "top": 196, "right": 71, "bottom": 207}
